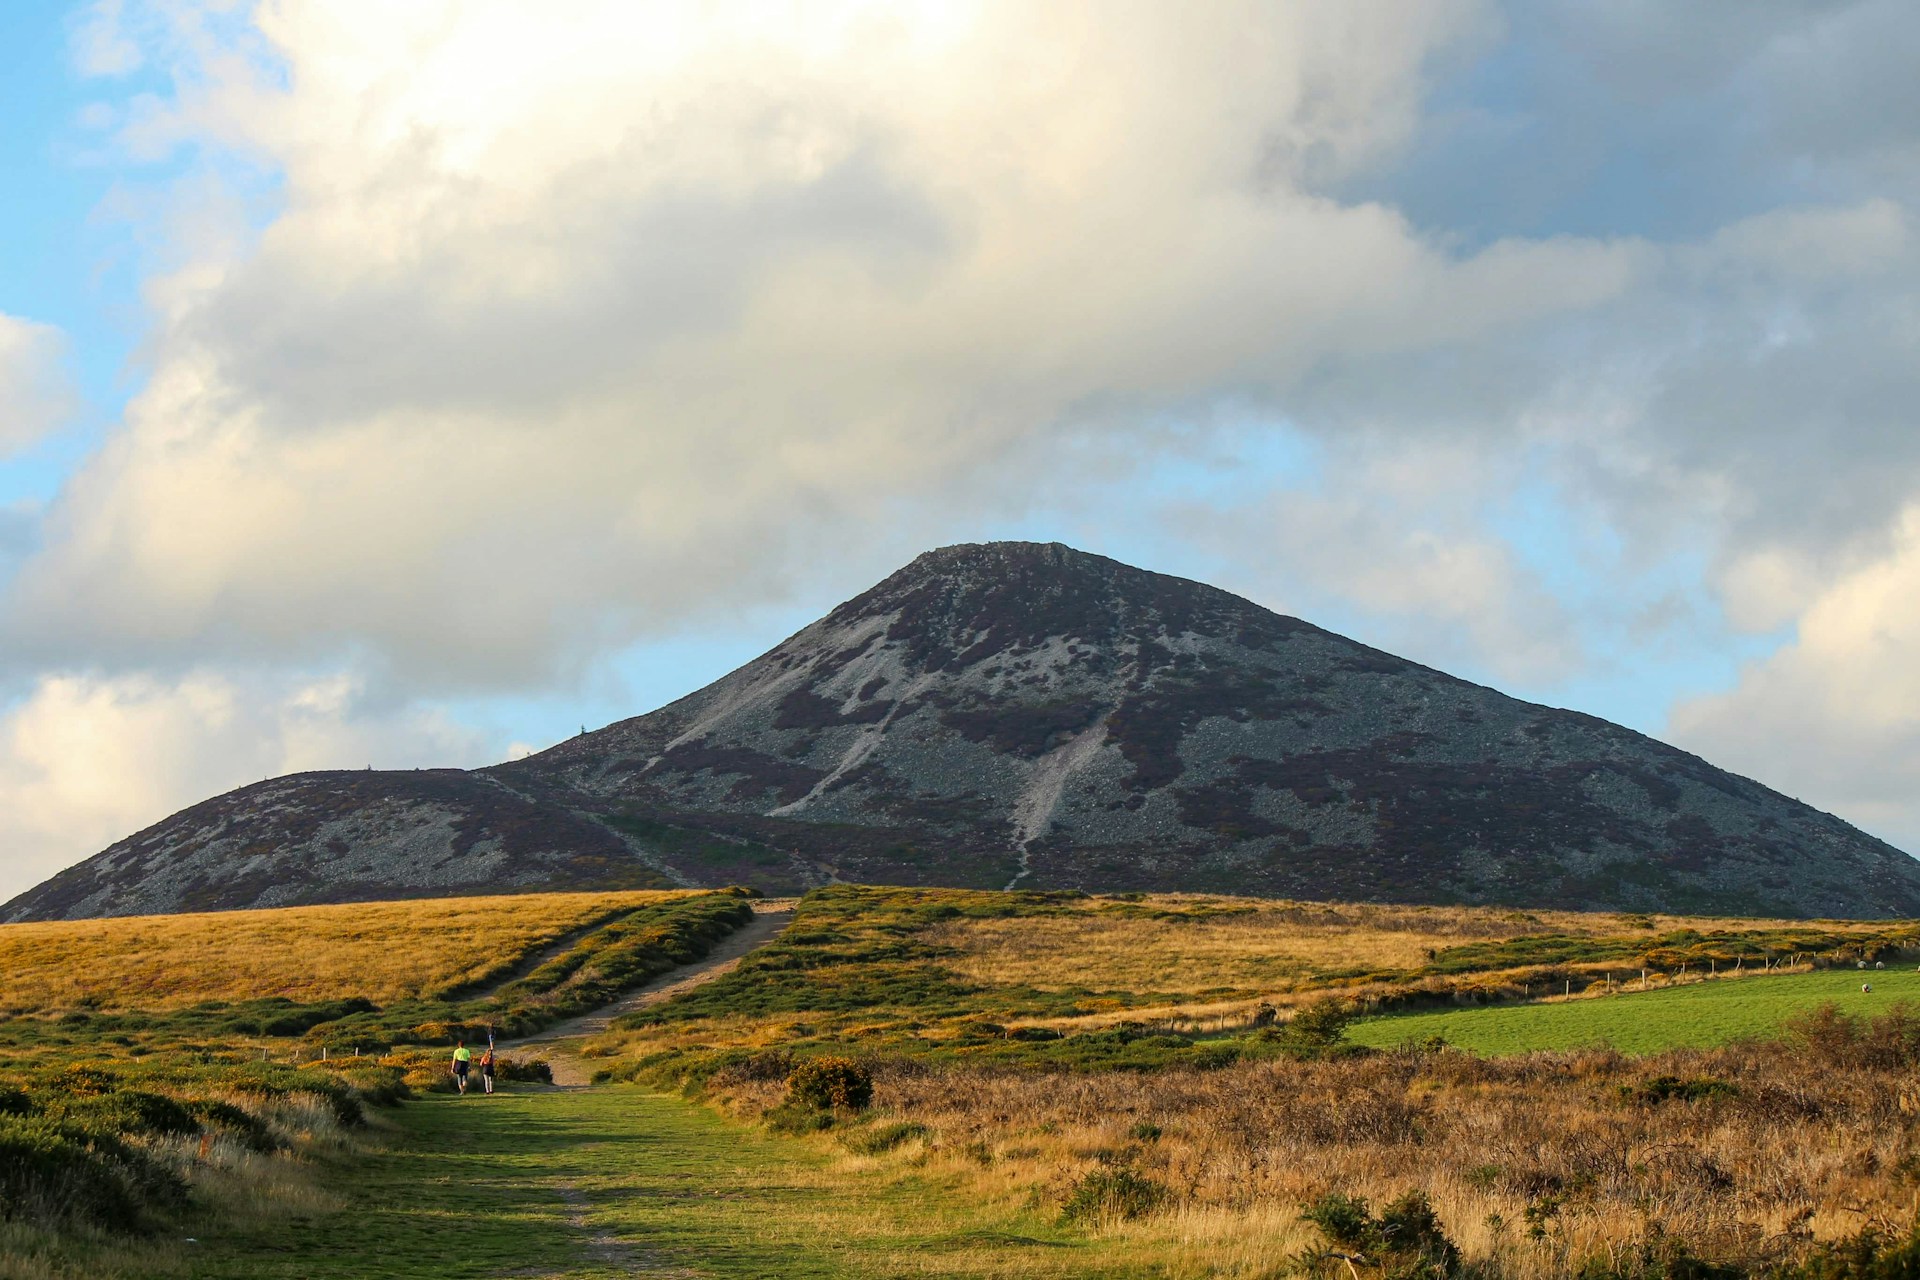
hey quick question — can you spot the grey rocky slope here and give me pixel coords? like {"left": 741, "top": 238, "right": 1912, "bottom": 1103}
{"left": 9, "top": 541, "right": 1920, "bottom": 921}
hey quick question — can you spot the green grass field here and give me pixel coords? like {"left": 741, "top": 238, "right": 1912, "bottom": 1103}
{"left": 183, "top": 1086, "right": 1131, "bottom": 1280}
{"left": 1347, "top": 967, "right": 1920, "bottom": 1054}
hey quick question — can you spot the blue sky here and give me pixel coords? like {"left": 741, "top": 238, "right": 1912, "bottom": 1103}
{"left": 0, "top": 2, "right": 124, "bottom": 503}
{"left": 1, "top": 1, "right": 1917, "bottom": 898}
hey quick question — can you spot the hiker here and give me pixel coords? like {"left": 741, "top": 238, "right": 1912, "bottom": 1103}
{"left": 452, "top": 1040, "right": 473, "bottom": 1094}
{"left": 480, "top": 1046, "right": 497, "bottom": 1095}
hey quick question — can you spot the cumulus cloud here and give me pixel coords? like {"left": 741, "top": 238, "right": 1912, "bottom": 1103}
{"left": 1670, "top": 505, "right": 1920, "bottom": 851}
{"left": 8, "top": 0, "right": 1920, "bottom": 881}
{"left": 0, "top": 314, "right": 73, "bottom": 455}
{"left": 0, "top": 670, "right": 490, "bottom": 903}
{"left": 8, "top": 0, "right": 1652, "bottom": 688}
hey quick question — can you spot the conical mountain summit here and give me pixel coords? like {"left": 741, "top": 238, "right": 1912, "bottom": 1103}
{"left": 10, "top": 542, "right": 1919, "bottom": 921}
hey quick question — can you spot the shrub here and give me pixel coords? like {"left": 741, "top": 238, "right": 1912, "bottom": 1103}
{"left": 785, "top": 1057, "right": 873, "bottom": 1111}
{"left": 1787, "top": 1003, "right": 1920, "bottom": 1071}
{"left": 1619, "top": 1076, "right": 1739, "bottom": 1106}
{"left": 1059, "top": 1168, "right": 1169, "bottom": 1223}
{"left": 764, "top": 1101, "right": 839, "bottom": 1135}
{"left": 49, "top": 1065, "right": 117, "bottom": 1097}
{"left": 1785, "top": 1226, "right": 1920, "bottom": 1280}
{"left": 1300, "top": 1190, "right": 1460, "bottom": 1279}
{"left": 187, "top": 1098, "right": 279, "bottom": 1153}
{"left": 841, "top": 1121, "right": 930, "bottom": 1154}
{"left": 55, "top": 1090, "right": 198, "bottom": 1140}
{"left": 1289, "top": 999, "right": 1359, "bottom": 1046}
{"left": 715, "top": 1049, "right": 796, "bottom": 1083}
{"left": 1574, "top": 1233, "right": 1743, "bottom": 1280}
{"left": 0, "top": 1113, "right": 183, "bottom": 1232}
{"left": 497, "top": 1056, "right": 552, "bottom": 1084}
{"left": 1260, "top": 998, "right": 1364, "bottom": 1060}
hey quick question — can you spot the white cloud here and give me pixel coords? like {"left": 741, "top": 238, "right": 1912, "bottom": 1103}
{"left": 1162, "top": 442, "right": 1582, "bottom": 686}
{"left": 0, "top": 314, "right": 72, "bottom": 455}
{"left": 0, "top": 669, "right": 490, "bottom": 903}
{"left": 69, "top": 0, "right": 144, "bottom": 78}
{"left": 1669, "top": 504, "right": 1920, "bottom": 853}
{"left": 10, "top": 0, "right": 1656, "bottom": 689}
{"left": 8, "top": 0, "right": 1920, "bottom": 888}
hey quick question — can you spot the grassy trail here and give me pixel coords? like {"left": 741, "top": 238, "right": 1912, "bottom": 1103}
{"left": 505, "top": 906, "right": 795, "bottom": 1058}
{"left": 1348, "top": 966, "right": 1920, "bottom": 1055}
{"left": 191, "top": 1085, "right": 1123, "bottom": 1279}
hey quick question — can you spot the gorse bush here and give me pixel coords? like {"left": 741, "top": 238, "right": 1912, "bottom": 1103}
{"left": 1258, "top": 997, "right": 1364, "bottom": 1059}
{"left": 0, "top": 1058, "right": 402, "bottom": 1236}
{"left": 1059, "top": 1168, "right": 1169, "bottom": 1223}
{"left": 1573, "top": 1233, "right": 1742, "bottom": 1280}
{"left": 1618, "top": 1076, "right": 1739, "bottom": 1106}
{"left": 1300, "top": 1191, "right": 1460, "bottom": 1280}
{"left": 0, "top": 1113, "right": 162, "bottom": 1231}
{"left": 1784, "top": 1226, "right": 1920, "bottom": 1280}
{"left": 51, "top": 1089, "right": 199, "bottom": 1140}
{"left": 498, "top": 1056, "right": 553, "bottom": 1084}
{"left": 840, "top": 1121, "right": 929, "bottom": 1155}
{"left": 785, "top": 1057, "right": 873, "bottom": 1111}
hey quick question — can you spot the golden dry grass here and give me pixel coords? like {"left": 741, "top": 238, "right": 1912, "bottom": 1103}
{"left": 926, "top": 894, "right": 1885, "bottom": 999}
{"left": 709, "top": 1034, "right": 1920, "bottom": 1279}
{"left": 0, "top": 889, "right": 701, "bottom": 1012}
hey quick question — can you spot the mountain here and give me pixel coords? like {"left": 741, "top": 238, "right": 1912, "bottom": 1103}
{"left": 10, "top": 542, "right": 1920, "bottom": 921}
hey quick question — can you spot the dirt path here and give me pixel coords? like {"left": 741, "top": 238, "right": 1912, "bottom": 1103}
{"left": 504, "top": 901, "right": 793, "bottom": 1085}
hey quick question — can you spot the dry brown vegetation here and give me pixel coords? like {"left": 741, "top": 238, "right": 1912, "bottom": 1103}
{"left": 922, "top": 894, "right": 1905, "bottom": 1032}
{"left": 699, "top": 1009, "right": 1920, "bottom": 1279}
{"left": 0, "top": 889, "right": 701, "bottom": 1012}
{"left": 929, "top": 896, "right": 1871, "bottom": 995}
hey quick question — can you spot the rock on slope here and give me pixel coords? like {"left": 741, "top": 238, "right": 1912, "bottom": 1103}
{"left": 9, "top": 542, "right": 1920, "bottom": 921}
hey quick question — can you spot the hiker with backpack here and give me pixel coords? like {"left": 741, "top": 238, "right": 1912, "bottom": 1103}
{"left": 480, "top": 1046, "right": 497, "bottom": 1095}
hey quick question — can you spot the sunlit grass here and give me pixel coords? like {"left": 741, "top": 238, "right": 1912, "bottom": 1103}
{"left": 1347, "top": 965, "right": 1920, "bottom": 1054}
{"left": 927, "top": 894, "right": 1898, "bottom": 998}
{"left": 0, "top": 889, "right": 703, "bottom": 1012}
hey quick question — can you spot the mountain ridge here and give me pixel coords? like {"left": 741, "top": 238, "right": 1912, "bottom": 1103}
{"left": 9, "top": 541, "right": 1918, "bottom": 921}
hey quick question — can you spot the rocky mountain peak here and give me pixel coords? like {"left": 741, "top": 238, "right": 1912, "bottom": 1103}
{"left": 821, "top": 540, "right": 1286, "bottom": 667}
{"left": 10, "top": 542, "right": 1920, "bottom": 922}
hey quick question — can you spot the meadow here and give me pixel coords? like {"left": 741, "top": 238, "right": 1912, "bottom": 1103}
{"left": 581, "top": 885, "right": 1920, "bottom": 1279}
{"left": 0, "top": 889, "right": 706, "bottom": 1012}
{"left": 589, "top": 885, "right": 1920, "bottom": 1072}
{"left": 0, "top": 888, "right": 757, "bottom": 1279}
{"left": 12, "top": 881, "right": 1920, "bottom": 1279}
{"left": 1347, "top": 967, "right": 1920, "bottom": 1054}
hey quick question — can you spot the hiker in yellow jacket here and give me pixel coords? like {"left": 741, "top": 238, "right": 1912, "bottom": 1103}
{"left": 451, "top": 1041, "right": 473, "bottom": 1094}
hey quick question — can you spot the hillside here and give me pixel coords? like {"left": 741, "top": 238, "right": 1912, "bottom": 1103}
{"left": 10, "top": 541, "right": 1920, "bottom": 920}
{"left": 0, "top": 889, "right": 700, "bottom": 1012}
